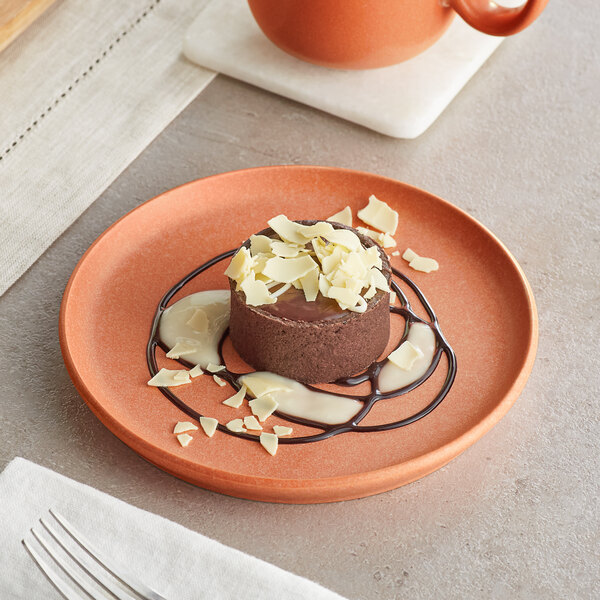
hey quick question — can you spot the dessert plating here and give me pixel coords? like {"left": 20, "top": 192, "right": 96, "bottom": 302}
{"left": 146, "top": 200, "right": 456, "bottom": 455}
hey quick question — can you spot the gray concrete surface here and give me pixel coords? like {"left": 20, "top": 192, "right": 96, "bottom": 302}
{"left": 1, "top": 1, "right": 598, "bottom": 598}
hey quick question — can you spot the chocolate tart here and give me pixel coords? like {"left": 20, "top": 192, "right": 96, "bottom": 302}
{"left": 228, "top": 220, "right": 391, "bottom": 384}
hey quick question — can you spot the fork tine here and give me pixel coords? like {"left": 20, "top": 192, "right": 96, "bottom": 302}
{"left": 50, "top": 509, "right": 168, "bottom": 600}
{"left": 40, "top": 517, "right": 139, "bottom": 600}
{"left": 22, "top": 537, "right": 87, "bottom": 600}
{"left": 30, "top": 527, "right": 96, "bottom": 599}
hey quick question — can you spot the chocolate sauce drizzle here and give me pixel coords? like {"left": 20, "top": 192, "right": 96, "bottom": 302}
{"left": 146, "top": 249, "right": 457, "bottom": 445}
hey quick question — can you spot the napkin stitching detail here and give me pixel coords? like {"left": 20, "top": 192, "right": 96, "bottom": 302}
{"left": 0, "top": 0, "right": 163, "bottom": 164}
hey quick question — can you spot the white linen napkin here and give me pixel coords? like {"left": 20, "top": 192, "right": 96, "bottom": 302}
{"left": 0, "top": 458, "right": 346, "bottom": 599}
{"left": 0, "top": 0, "right": 216, "bottom": 297}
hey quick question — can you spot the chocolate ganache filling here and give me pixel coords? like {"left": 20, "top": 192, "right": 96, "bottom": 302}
{"left": 146, "top": 246, "right": 457, "bottom": 447}
{"left": 261, "top": 285, "right": 346, "bottom": 321}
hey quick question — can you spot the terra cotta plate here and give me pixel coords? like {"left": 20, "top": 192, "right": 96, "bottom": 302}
{"left": 59, "top": 166, "right": 537, "bottom": 503}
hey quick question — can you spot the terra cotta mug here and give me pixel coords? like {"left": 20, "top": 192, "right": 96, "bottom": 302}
{"left": 247, "top": 0, "right": 549, "bottom": 69}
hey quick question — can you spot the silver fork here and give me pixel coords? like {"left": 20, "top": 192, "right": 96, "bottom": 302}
{"left": 22, "top": 509, "right": 167, "bottom": 600}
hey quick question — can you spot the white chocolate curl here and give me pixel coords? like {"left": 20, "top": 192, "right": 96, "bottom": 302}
{"left": 225, "top": 216, "right": 390, "bottom": 313}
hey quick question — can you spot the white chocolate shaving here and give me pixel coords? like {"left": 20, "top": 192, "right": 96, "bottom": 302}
{"left": 327, "top": 286, "right": 361, "bottom": 309}
{"left": 186, "top": 309, "right": 209, "bottom": 332}
{"left": 223, "top": 385, "right": 246, "bottom": 408}
{"left": 189, "top": 364, "right": 203, "bottom": 378}
{"left": 267, "top": 214, "right": 309, "bottom": 244}
{"left": 361, "top": 246, "right": 382, "bottom": 269}
{"left": 318, "top": 273, "right": 331, "bottom": 297}
{"left": 165, "top": 340, "right": 199, "bottom": 359}
{"left": 243, "top": 416, "right": 263, "bottom": 431}
{"left": 364, "top": 284, "right": 377, "bottom": 300}
{"left": 273, "top": 425, "right": 293, "bottom": 437}
{"left": 199, "top": 416, "right": 218, "bottom": 437}
{"left": 388, "top": 340, "right": 425, "bottom": 370}
{"left": 270, "top": 240, "right": 303, "bottom": 258}
{"left": 402, "top": 248, "right": 439, "bottom": 273}
{"left": 176, "top": 433, "right": 193, "bottom": 447}
{"left": 147, "top": 368, "right": 191, "bottom": 387}
{"left": 339, "top": 253, "right": 367, "bottom": 279}
{"left": 357, "top": 195, "right": 398, "bottom": 234}
{"left": 321, "top": 252, "right": 343, "bottom": 276}
{"left": 262, "top": 255, "right": 319, "bottom": 284}
{"left": 173, "top": 421, "right": 198, "bottom": 434}
{"left": 370, "top": 268, "right": 391, "bottom": 292}
{"left": 355, "top": 296, "right": 368, "bottom": 313}
{"left": 252, "top": 254, "right": 270, "bottom": 275}
{"left": 226, "top": 419, "right": 246, "bottom": 433}
{"left": 311, "top": 237, "right": 328, "bottom": 260}
{"left": 249, "top": 234, "right": 272, "bottom": 256}
{"left": 249, "top": 395, "right": 279, "bottom": 422}
{"left": 224, "top": 246, "right": 252, "bottom": 279}
{"left": 240, "top": 373, "right": 292, "bottom": 398}
{"left": 173, "top": 370, "right": 190, "bottom": 382}
{"left": 240, "top": 275, "right": 276, "bottom": 306}
{"left": 391, "top": 250, "right": 400, "bottom": 256}
{"left": 327, "top": 206, "right": 352, "bottom": 226}
{"left": 299, "top": 267, "right": 319, "bottom": 302}
{"left": 260, "top": 432, "right": 278, "bottom": 456}
{"left": 321, "top": 228, "right": 362, "bottom": 251}
{"left": 409, "top": 256, "right": 439, "bottom": 273}
{"left": 206, "top": 363, "right": 225, "bottom": 373}
{"left": 383, "top": 234, "right": 398, "bottom": 249}
{"left": 356, "top": 226, "right": 396, "bottom": 249}
{"left": 213, "top": 375, "right": 226, "bottom": 387}
{"left": 402, "top": 248, "right": 419, "bottom": 262}
{"left": 267, "top": 215, "right": 333, "bottom": 245}
{"left": 296, "top": 221, "right": 335, "bottom": 240}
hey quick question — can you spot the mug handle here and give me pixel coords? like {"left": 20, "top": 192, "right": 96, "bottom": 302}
{"left": 448, "top": 0, "right": 549, "bottom": 36}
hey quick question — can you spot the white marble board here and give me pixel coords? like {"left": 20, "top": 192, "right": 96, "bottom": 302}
{"left": 183, "top": 0, "right": 504, "bottom": 139}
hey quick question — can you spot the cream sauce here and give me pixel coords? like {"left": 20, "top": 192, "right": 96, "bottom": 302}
{"left": 158, "top": 291, "right": 436, "bottom": 428}
{"left": 378, "top": 323, "right": 436, "bottom": 393}
{"left": 239, "top": 371, "right": 362, "bottom": 425}
{"left": 158, "top": 290, "right": 230, "bottom": 369}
